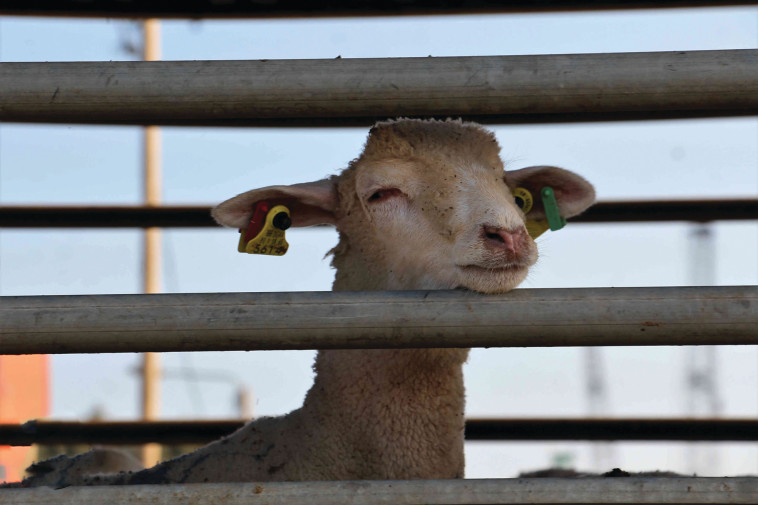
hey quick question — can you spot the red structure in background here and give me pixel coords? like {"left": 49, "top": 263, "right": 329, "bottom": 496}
{"left": 0, "top": 355, "right": 49, "bottom": 483}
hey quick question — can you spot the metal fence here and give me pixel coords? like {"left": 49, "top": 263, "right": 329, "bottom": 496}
{"left": 1, "top": 0, "right": 757, "bottom": 503}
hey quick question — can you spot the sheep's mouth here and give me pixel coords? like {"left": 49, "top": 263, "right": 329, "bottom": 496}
{"left": 456, "top": 264, "right": 525, "bottom": 274}
{"left": 454, "top": 263, "right": 529, "bottom": 294}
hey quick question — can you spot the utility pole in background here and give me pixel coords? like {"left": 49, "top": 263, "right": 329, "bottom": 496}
{"left": 141, "top": 18, "right": 162, "bottom": 468}
{"left": 237, "top": 385, "right": 254, "bottom": 419}
{"left": 585, "top": 347, "right": 614, "bottom": 471}
{"left": 685, "top": 223, "right": 721, "bottom": 476}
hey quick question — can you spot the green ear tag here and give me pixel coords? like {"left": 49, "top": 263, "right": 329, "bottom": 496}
{"left": 541, "top": 187, "right": 566, "bottom": 231}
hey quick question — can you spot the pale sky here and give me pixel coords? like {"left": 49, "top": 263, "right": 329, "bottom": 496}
{"left": 0, "top": 7, "right": 757, "bottom": 478}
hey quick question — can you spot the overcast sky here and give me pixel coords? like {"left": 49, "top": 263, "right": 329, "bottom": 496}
{"left": 0, "top": 7, "right": 757, "bottom": 478}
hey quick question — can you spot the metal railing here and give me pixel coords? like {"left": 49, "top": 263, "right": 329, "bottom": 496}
{"left": 2, "top": 50, "right": 756, "bottom": 126}
{"left": 1, "top": 0, "right": 755, "bottom": 18}
{"left": 4, "top": 418, "right": 758, "bottom": 446}
{"left": 1, "top": 199, "right": 757, "bottom": 228}
{"left": 1, "top": 2, "right": 757, "bottom": 502}
{"left": 1, "top": 287, "right": 756, "bottom": 355}
{"left": 5, "top": 478, "right": 758, "bottom": 504}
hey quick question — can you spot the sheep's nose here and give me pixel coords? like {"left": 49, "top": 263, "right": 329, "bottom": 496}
{"left": 482, "top": 225, "right": 529, "bottom": 254}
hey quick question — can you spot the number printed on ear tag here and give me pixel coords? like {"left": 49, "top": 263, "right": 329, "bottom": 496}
{"left": 238, "top": 203, "right": 291, "bottom": 256}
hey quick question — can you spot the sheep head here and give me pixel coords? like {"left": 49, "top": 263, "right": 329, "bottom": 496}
{"left": 213, "top": 119, "right": 595, "bottom": 294}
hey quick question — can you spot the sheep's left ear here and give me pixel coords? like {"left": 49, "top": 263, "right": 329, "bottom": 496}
{"left": 505, "top": 165, "right": 596, "bottom": 218}
{"left": 212, "top": 177, "right": 339, "bottom": 229}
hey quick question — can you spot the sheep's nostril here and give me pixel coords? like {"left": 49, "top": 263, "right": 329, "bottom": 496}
{"left": 482, "top": 225, "right": 524, "bottom": 253}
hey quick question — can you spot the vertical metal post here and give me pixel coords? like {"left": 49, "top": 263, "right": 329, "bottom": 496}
{"left": 141, "top": 17, "right": 162, "bottom": 469}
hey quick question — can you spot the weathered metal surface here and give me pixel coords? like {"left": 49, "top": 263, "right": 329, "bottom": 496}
{"left": 3, "top": 478, "right": 758, "bottom": 504}
{"left": 0, "top": 286, "right": 755, "bottom": 355}
{"left": 1, "top": 51, "right": 756, "bottom": 126}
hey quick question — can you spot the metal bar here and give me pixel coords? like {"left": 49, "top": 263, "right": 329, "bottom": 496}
{"left": 0, "top": 420, "right": 243, "bottom": 446}
{"left": 4, "top": 478, "right": 758, "bottom": 504}
{"left": 1, "top": 50, "right": 756, "bottom": 126}
{"left": 464, "top": 419, "right": 758, "bottom": 442}
{"left": 570, "top": 199, "right": 758, "bottom": 224}
{"left": 0, "top": 0, "right": 755, "bottom": 19}
{"left": 0, "top": 205, "right": 216, "bottom": 228}
{"left": 4, "top": 418, "right": 758, "bottom": 446}
{"left": 1, "top": 200, "right": 756, "bottom": 229}
{"left": 0, "top": 286, "right": 756, "bottom": 355}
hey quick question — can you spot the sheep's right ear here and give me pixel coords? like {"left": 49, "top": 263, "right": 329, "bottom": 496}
{"left": 505, "top": 166, "right": 595, "bottom": 219}
{"left": 212, "top": 178, "right": 339, "bottom": 229}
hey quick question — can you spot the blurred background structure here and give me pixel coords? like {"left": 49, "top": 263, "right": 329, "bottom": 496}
{"left": 0, "top": 2, "right": 756, "bottom": 482}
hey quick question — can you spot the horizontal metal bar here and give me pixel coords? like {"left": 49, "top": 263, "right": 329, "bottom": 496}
{"left": 0, "top": 205, "right": 216, "bottom": 228}
{"left": 4, "top": 478, "right": 758, "bottom": 504}
{"left": 2, "top": 420, "right": 241, "bottom": 446}
{"left": 1, "top": 50, "right": 756, "bottom": 126}
{"left": 1, "top": 0, "right": 755, "bottom": 19}
{"left": 4, "top": 420, "right": 243, "bottom": 446}
{"left": 1, "top": 199, "right": 756, "bottom": 228}
{"left": 569, "top": 199, "right": 758, "bottom": 224}
{"left": 464, "top": 418, "right": 758, "bottom": 442}
{"left": 0, "top": 286, "right": 755, "bottom": 355}
{"left": 4, "top": 418, "right": 758, "bottom": 446}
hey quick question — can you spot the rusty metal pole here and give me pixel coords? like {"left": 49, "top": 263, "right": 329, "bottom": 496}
{"left": 141, "top": 17, "right": 162, "bottom": 468}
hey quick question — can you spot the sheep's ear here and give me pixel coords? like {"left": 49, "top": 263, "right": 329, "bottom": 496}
{"left": 505, "top": 165, "right": 595, "bottom": 219}
{"left": 212, "top": 178, "right": 339, "bottom": 229}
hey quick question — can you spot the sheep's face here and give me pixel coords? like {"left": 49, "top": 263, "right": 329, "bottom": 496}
{"left": 340, "top": 156, "right": 538, "bottom": 294}
{"left": 211, "top": 119, "right": 595, "bottom": 295}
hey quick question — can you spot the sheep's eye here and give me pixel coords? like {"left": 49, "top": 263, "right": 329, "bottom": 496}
{"left": 367, "top": 188, "right": 402, "bottom": 203}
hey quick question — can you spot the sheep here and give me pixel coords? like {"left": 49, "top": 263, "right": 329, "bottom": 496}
{"left": 22, "top": 448, "right": 143, "bottom": 483}
{"left": 18, "top": 118, "right": 595, "bottom": 487}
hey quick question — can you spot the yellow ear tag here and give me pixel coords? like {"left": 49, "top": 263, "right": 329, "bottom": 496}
{"left": 238, "top": 204, "right": 291, "bottom": 256}
{"left": 525, "top": 220, "right": 550, "bottom": 240}
{"left": 511, "top": 187, "right": 534, "bottom": 214}
{"left": 511, "top": 187, "right": 549, "bottom": 239}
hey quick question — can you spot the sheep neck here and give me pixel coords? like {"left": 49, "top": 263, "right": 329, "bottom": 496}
{"left": 310, "top": 249, "right": 469, "bottom": 479}
{"left": 303, "top": 347, "right": 469, "bottom": 479}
